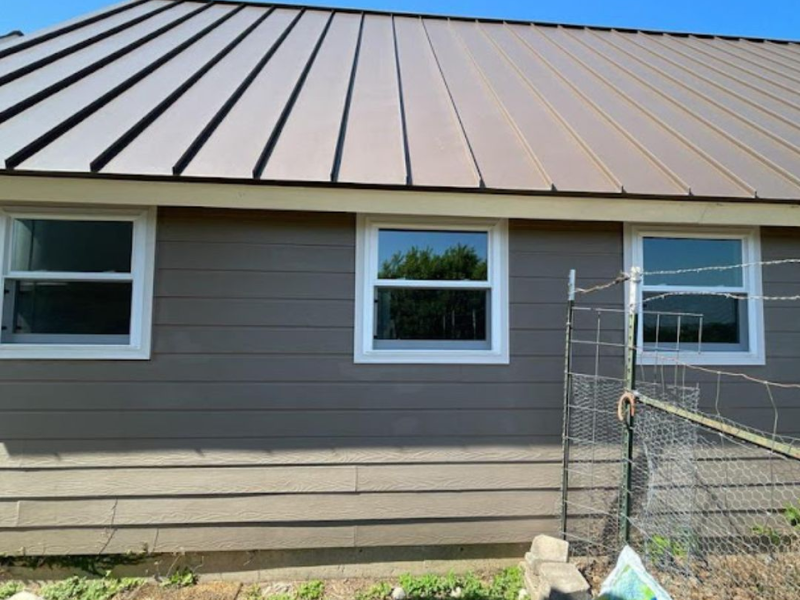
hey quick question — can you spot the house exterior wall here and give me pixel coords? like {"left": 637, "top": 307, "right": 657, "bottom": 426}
{"left": 0, "top": 208, "right": 796, "bottom": 555}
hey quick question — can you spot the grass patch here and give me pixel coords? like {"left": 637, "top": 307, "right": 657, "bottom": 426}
{"left": 0, "top": 582, "right": 23, "bottom": 600}
{"left": 396, "top": 567, "right": 524, "bottom": 600}
{"left": 160, "top": 567, "right": 197, "bottom": 589}
{"left": 40, "top": 576, "right": 145, "bottom": 600}
{"left": 295, "top": 581, "right": 324, "bottom": 600}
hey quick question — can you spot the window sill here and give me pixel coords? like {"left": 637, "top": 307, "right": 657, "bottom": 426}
{"left": 637, "top": 350, "right": 765, "bottom": 367}
{"left": 355, "top": 349, "right": 510, "bottom": 365}
{"left": 0, "top": 344, "right": 151, "bottom": 360}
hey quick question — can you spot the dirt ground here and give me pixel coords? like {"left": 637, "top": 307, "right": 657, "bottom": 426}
{"left": 574, "top": 553, "right": 800, "bottom": 600}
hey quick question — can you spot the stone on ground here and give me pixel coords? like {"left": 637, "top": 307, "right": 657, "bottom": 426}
{"left": 9, "top": 592, "right": 43, "bottom": 600}
{"left": 535, "top": 563, "right": 591, "bottom": 600}
{"left": 528, "top": 535, "right": 570, "bottom": 567}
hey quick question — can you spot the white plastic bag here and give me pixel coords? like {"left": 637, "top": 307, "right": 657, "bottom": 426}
{"left": 598, "top": 546, "right": 673, "bottom": 600}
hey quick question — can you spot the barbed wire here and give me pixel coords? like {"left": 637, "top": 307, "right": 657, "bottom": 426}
{"left": 643, "top": 257, "right": 800, "bottom": 276}
{"left": 638, "top": 350, "right": 800, "bottom": 390}
{"left": 642, "top": 290, "right": 800, "bottom": 303}
{"left": 575, "top": 272, "right": 629, "bottom": 295}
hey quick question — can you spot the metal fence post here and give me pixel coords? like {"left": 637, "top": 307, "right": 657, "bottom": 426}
{"left": 620, "top": 267, "right": 641, "bottom": 546}
{"left": 560, "top": 269, "right": 577, "bottom": 539}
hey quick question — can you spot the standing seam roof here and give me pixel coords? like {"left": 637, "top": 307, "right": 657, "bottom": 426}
{"left": 1, "top": 0, "right": 800, "bottom": 200}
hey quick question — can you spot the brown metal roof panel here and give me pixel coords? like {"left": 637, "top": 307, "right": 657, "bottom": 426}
{"left": 0, "top": 0, "right": 147, "bottom": 57}
{"left": 424, "top": 19, "right": 549, "bottom": 190}
{"left": 487, "top": 24, "right": 682, "bottom": 195}
{"left": 680, "top": 37, "right": 800, "bottom": 98}
{"left": 184, "top": 9, "right": 329, "bottom": 179}
{"left": 653, "top": 36, "right": 800, "bottom": 116}
{"left": 260, "top": 12, "right": 361, "bottom": 182}
{"left": 724, "top": 39, "right": 800, "bottom": 77}
{"left": 550, "top": 27, "right": 800, "bottom": 198}
{"left": 512, "top": 26, "right": 734, "bottom": 196}
{"left": 0, "top": 2, "right": 200, "bottom": 115}
{"left": 762, "top": 40, "right": 800, "bottom": 65}
{"left": 625, "top": 34, "right": 800, "bottom": 129}
{"left": 0, "top": 0, "right": 170, "bottom": 80}
{"left": 453, "top": 21, "right": 616, "bottom": 193}
{"left": 0, "top": 4, "right": 230, "bottom": 166}
{"left": 582, "top": 31, "right": 800, "bottom": 186}
{"left": 394, "top": 16, "right": 479, "bottom": 188}
{"left": 104, "top": 7, "right": 293, "bottom": 176}
{"left": 17, "top": 7, "right": 264, "bottom": 172}
{"left": 336, "top": 14, "right": 406, "bottom": 185}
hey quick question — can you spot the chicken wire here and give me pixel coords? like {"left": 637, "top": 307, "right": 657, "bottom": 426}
{"left": 561, "top": 296, "right": 800, "bottom": 599}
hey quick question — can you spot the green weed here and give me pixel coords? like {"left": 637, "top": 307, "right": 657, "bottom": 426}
{"left": 295, "top": 581, "right": 324, "bottom": 600}
{"left": 160, "top": 567, "right": 197, "bottom": 589}
{"left": 0, "top": 582, "right": 23, "bottom": 600}
{"left": 40, "top": 576, "right": 144, "bottom": 600}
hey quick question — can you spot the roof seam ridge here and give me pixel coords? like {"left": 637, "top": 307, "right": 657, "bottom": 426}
{"left": 392, "top": 15, "right": 413, "bottom": 186}
{"left": 0, "top": 0, "right": 151, "bottom": 60}
{"left": 4, "top": 2, "right": 231, "bottom": 170}
{"left": 450, "top": 19, "right": 553, "bottom": 188}
{"left": 691, "top": 36, "right": 800, "bottom": 89}
{"left": 329, "top": 13, "right": 364, "bottom": 183}
{"left": 758, "top": 40, "right": 800, "bottom": 68}
{"left": 721, "top": 38, "right": 800, "bottom": 77}
{"left": 596, "top": 31, "right": 800, "bottom": 163}
{"left": 479, "top": 22, "right": 621, "bottom": 191}
{"left": 188, "top": 0, "right": 800, "bottom": 45}
{"left": 655, "top": 36, "right": 800, "bottom": 111}
{"left": 0, "top": 0, "right": 180, "bottom": 89}
{"left": 513, "top": 25, "right": 692, "bottom": 195}
{"left": 0, "top": 1, "right": 210, "bottom": 127}
{"left": 546, "top": 26, "right": 757, "bottom": 196}
{"left": 578, "top": 29, "right": 800, "bottom": 191}
{"left": 253, "top": 11, "right": 336, "bottom": 179}
{"left": 421, "top": 17, "right": 485, "bottom": 188}
{"left": 630, "top": 33, "right": 800, "bottom": 128}
{"left": 91, "top": 5, "right": 275, "bottom": 173}
{"left": 172, "top": 7, "right": 305, "bottom": 175}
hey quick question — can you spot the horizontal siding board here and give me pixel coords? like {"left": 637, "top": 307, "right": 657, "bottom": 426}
{"left": 0, "top": 355, "right": 622, "bottom": 382}
{"left": 0, "top": 463, "right": 565, "bottom": 498}
{"left": 155, "top": 271, "right": 355, "bottom": 300}
{"left": 157, "top": 210, "right": 355, "bottom": 246}
{"left": 151, "top": 326, "right": 616, "bottom": 357}
{"left": 0, "top": 381, "right": 562, "bottom": 411}
{"left": 0, "top": 525, "right": 355, "bottom": 554}
{"left": 0, "top": 466, "right": 358, "bottom": 498}
{"left": 0, "top": 409, "right": 563, "bottom": 440}
{"left": 154, "top": 298, "right": 354, "bottom": 328}
{"left": 8, "top": 491, "right": 559, "bottom": 527}
{"left": 157, "top": 241, "right": 355, "bottom": 273}
{"left": 354, "top": 518, "right": 559, "bottom": 546}
{"left": 0, "top": 439, "right": 563, "bottom": 468}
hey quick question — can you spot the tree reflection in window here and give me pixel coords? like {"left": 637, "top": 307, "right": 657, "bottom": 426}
{"left": 376, "top": 244, "right": 488, "bottom": 342}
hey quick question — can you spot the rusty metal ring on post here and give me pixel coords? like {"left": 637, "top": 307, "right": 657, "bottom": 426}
{"left": 617, "top": 391, "right": 637, "bottom": 422}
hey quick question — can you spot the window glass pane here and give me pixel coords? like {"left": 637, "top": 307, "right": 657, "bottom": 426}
{"left": 11, "top": 219, "right": 133, "bottom": 273}
{"left": 375, "top": 288, "right": 488, "bottom": 347}
{"left": 378, "top": 229, "right": 488, "bottom": 281}
{"left": 643, "top": 237, "right": 743, "bottom": 287}
{"left": 2, "top": 281, "right": 132, "bottom": 342}
{"left": 643, "top": 293, "right": 746, "bottom": 350}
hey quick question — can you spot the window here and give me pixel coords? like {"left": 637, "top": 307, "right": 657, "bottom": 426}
{"left": 355, "top": 215, "right": 509, "bottom": 364}
{"left": 625, "top": 225, "right": 764, "bottom": 366}
{"left": 0, "top": 207, "right": 157, "bottom": 359}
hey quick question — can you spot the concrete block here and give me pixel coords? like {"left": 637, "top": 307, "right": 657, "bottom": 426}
{"left": 9, "top": 593, "right": 43, "bottom": 600}
{"left": 536, "top": 563, "right": 591, "bottom": 600}
{"left": 529, "top": 535, "right": 569, "bottom": 566}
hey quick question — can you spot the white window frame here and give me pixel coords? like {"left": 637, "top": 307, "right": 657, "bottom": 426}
{"left": 0, "top": 206, "right": 157, "bottom": 360}
{"left": 624, "top": 224, "right": 765, "bottom": 367}
{"left": 355, "top": 214, "right": 509, "bottom": 364}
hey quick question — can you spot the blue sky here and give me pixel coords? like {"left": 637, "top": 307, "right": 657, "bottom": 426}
{"left": 2, "top": 0, "right": 800, "bottom": 41}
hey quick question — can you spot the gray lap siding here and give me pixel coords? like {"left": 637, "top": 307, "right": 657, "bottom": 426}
{"left": 0, "top": 208, "right": 795, "bottom": 554}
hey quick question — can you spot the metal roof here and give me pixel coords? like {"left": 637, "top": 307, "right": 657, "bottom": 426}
{"left": 2, "top": 0, "right": 800, "bottom": 200}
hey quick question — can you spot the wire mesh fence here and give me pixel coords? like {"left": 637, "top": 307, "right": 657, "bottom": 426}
{"left": 561, "top": 265, "right": 800, "bottom": 600}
